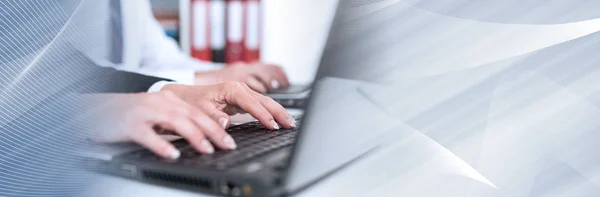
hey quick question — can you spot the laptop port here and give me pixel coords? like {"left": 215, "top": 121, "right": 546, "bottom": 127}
{"left": 231, "top": 186, "right": 242, "bottom": 197}
{"left": 120, "top": 164, "right": 137, "bottom": 177}
{"left": 242, "top": 184, "right": 253, "bottom": 196}
{"left": 220, "top": 181, "right": 231, "bottom": 195}
{"left": 220, "top": 181, "right": 244, "bottom": 196}
{"left": 142, "top": 170, "right": 213, "bottom": 190}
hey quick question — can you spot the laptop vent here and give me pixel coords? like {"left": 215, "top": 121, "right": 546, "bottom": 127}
{"left": 142, "top": 170, "right": 213, "bottom": 190}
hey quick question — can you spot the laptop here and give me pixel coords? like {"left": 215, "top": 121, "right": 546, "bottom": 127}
{"left": 266, "top": 84, "right": 311, "bottom": 109}
{"left": 82, "top": 2, "right": 400, "bottom": 196}
{"left": 83, "top": 76, "right": 400, "bottom": 196}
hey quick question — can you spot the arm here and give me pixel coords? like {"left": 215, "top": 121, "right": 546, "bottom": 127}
{"left": 63, "top": 51, "right": 173, "bottom": 93}
{"left": 82, "top": 65, "right": 173, "bottom": 93}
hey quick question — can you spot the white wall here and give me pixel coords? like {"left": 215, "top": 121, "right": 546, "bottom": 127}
{"left": 262, "top": 0, "right": 338, "bottom": 84}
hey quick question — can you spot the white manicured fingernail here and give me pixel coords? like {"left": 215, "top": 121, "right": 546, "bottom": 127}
{"left": 168, "top": 147, "right": 180, "bottom": 159}
{"left": 223, "top": 135, "right": 237, "bottom": 150}
{"left": 271, "top": 120, "right": 280, "bottom": 130}
{"left": 219, "top": 118, "right": 228, "bottom": 129}
{"left": 287, "top": 116, "right": 297, "bottom": 127}
{"left": 201, "top": 139, "right": 214, "bottom": 154}
{"left": 271, "top": 80, "right": 280, "bottom": 89}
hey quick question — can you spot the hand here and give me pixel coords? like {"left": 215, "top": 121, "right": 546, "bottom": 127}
{"left": 195, "top": 62, "right": 290, "bottom": 93}
{"left": 162, "top": 81, "right": 297, "bottom": 131}
{"left": 90, "top": 92, "right": 235, "bottom": 159}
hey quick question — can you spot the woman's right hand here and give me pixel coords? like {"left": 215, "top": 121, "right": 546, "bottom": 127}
{"left": 91, "top": 81, "right": 294, "bottom": 160}
{"left": 93, "top": 91, "right": 230, "bottom": 160}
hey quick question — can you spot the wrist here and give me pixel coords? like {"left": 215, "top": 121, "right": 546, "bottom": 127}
{"left": 161, "top": 83, "right": 186, "bottom": 94}
{"left": 148, "top": 81, "right": 177, "bottom": 93}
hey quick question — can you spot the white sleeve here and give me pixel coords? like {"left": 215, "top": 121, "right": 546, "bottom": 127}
{"left": 147, "top": 81, "right": 178, "bottom": 93}
{"left": 139, "top": 0, "right": 223, "bottom": 72}
{"left": 118, "top": 66, "right": 196, "bottom": 85}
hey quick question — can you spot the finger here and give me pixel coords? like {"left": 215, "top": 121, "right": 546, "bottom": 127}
{"left": 250, "top": 91, "right": 296, "bottom": 128}
{"left": 157, "top": 113, "right": 216, "bottom": 154}
{"left": 222, "top": 82, "right": 279, "bottom": 130}
{"left": 270, "top": 65, "right": 290, "bottom": 88}
{"left": 270, "top": 80, "right": 280, "bottom": 90}
{"left": 149, "top": 96, "right": 216, "bottom": 154}
{"left": 163, "top": 90, "right": 232, "bottom": 131}
{"left": 193, "top": 104, "right": 233, "bottom": 147}
{"left": 248, "top": 66, "right": 277, "bottom": 92}
{"left": 189, "top": 112, "right": 237, "bottom": 151}
{"left": 244, "top": 77, "right": 268, "bottom": 93}
{"left": 199, "top": 105, "right": 231, "bottom": 129}
{"left": 196, "top": 104, "right": 237, "bottom": 150}
{"left": 129, "top": 126, "right": 180, "bottom": 159}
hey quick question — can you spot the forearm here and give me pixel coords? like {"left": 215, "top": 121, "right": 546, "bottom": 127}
{"left": 72, "top": 65, "right": 173, "bottom": 93}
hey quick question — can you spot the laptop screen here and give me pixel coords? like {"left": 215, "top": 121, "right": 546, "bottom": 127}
{"left": 282, "top": 1, "right": 403, "bottom": 192}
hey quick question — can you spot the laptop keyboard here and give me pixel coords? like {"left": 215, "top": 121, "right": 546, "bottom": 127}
{"left": 122, "top": 119, "right": 300, "bottom": 170}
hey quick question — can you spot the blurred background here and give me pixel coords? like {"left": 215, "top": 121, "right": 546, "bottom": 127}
{"left": 149, "top": 0, "right": 337, "bottom": 85}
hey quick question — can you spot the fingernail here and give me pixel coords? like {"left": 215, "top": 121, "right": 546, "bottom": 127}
{"left": 201, "top": 139, "right": 215, "bottom": 154}
{"left": 271, "top": 80, "right": 280, "bottom": 89}
{"left": 219, "top": 117, "right": 228, "bottom": 129}
{"left": 168, "top": 147, "right": 181, "bottom": 159}
{"left": 223, "top": 135, "right": 237, "bottom": 150}
{"left": 271, "top": 120, "right": 280, "bottom": 130}
{"left": 287, "top": 115, "right": 296, "bottom": 127}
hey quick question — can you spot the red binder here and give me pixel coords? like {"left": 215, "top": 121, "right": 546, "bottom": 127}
{"left": 244, "top": 0, "right": 261, "bottom": 62}
{"left": 191, "top": 0, "right": 211, "bottom": 61}
{"left": 210, "top": 0, "right": 226, "bottom": 63}
{"left": 225, "top": 0, "right": 245, "bottom": 63}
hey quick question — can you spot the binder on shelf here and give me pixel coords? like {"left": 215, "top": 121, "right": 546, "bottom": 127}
{"left": 210, "top": 0, "right": 226, "bottom": 63}
{"left": 225, "top": 0, "right": 245, "bottom": 63}
{"left": 244, "top": 0, "right": 261, "bottom": 62}
{"left": 191, "top": 0, "right": 211, "bottom": 61}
